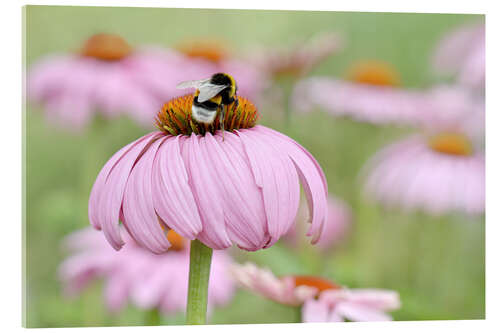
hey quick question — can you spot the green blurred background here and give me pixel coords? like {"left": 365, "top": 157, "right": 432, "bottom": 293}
{"left": 24, "top": 6, "right": 484, "bottom": 327}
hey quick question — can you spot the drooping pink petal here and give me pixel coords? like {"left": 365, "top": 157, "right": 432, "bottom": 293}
{"left": 248, "top": 130, "right": 302, "bottom": 237}
{"left": 237, "top": 129, "right": 300, "bottom": 246}
{"left": 122, "top": 138, "right": 171, "bottom": 254}
{"left": 152, "top": 136, "right": 203, "bottom": 239}
{"left": 432, "top": 22, "right": 485, "bottom": 90}
{"left": 256, "top": 125, "right": 328, "bottom": 243}
{"left": 27, "top": 55, "right": 78, "bottom": 101}
{"left": 95, "top": 132, "right": 162, "bottom": 250}
{"left": 302, "top": 299, "right": 330, "bottom": 322}
{"left": 58, "top": 252, "right": 111, "bottom": 296}
{"left": 202, "top": 132, "right": 269, "bottom": 250}
{"left": 335, "top": 302, "right": 393, "bottom": 321}
{"left": 43, "top": 91, "right": 93, "bottom": 130}
{"left": 344, "top": 289, "right": 401, "bottom": 311}
{"left": 285, "top": 196, "right": 351, "bottom": 250}
{"left": 89, "top": 132, "right": 157, "bottom": 230}
{"left": 208, "top": 250, "right": 237, "bottom": 305}
{"left": 104, "top": 274, "right": 130, "bottom": 313}
{"left": 131, "top": 251, "right": 186, "bottom": 309}
{"left": 182, "top": 134, "right": 232, "bottom": 249}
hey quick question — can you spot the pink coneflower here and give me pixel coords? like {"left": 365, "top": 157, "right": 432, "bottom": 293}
{"left": 88, "top": 92, "right": 329, "bottom": 324}
{"left": 251, "top": 32, "right": 343, "bottom": 79}
{"left": 302, "top": 288, "right": 401, "bottom": 322}
{"left": 293, "top": 69, "right": 483, "bottom": 129}
{"left": 88, "top": 94, "right": 328, "bottom": 253}
{"left": 137, "top": 39, "right": 268, "bottom": 105}
{"left": 231, "top": 262, "right": 400, "bottom": 322}
{"left": 416, "top": 85, "right": 485, "bottom": 142}
{"left": 59, "top": 227, "right": 235, "bottom": 315}
{"left": 28, "top": 34, "right": 168, "bottom": 129}
{"left": 252, "top": 32, "right": 342, "bottom": 121}
{"left": 432, "top": 22, "right": 485, "bottom": 90}
{"left": 363, "top": 132, "right": 484, "bottom": 215}
{"left": 284, "top": 196, "right": 351, "bottom": 251}
{"left": 292, "top": 59, "right": 423, "bottom": 125}
{"left": 27, "top": 34, "right": 265, "bottom": 130}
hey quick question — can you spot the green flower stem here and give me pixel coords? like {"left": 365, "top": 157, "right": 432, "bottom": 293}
{"left": 295, "top": 305, "right": 303, "bottom": 323}
{"left": 276, "top": 76, "right": 297, "bottom": 127}
{"left": 144, "top": 308, "right": 161, "bottom": 326}
{"left": 186, "top": 239, "right": 213, "bottom": 325}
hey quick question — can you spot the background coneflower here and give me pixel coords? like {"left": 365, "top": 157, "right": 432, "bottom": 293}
{"left": 231, "top": 262, "right": 400, "bottom": 322}
{"left": 362, "top": 132, "right": 484, "bottom": 216}
{"left": 28, "top": 33, "right": 175, "bottom": 130}
{"left": 59, "top": 227, "right": 235, "bottom": 321}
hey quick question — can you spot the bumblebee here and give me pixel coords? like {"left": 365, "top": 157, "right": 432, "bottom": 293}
{"left": 176, "top": 73, "right": 239, "bottom": 136}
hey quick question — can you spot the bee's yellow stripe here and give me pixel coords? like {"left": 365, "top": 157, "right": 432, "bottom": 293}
{"left": 209, "top": 95, "right": 222, "bottom": 104}
{"left": 227, "top": 74, "right": 236, "bottom": 96}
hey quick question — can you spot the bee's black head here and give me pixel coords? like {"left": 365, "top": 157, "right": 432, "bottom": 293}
{"left": 210, "top": 73, "right": 234, "bottom": 87}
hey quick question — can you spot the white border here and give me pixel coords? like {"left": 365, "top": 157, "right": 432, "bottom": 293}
{"left": 2, "top": 0, "right": 499, "bottom": 332}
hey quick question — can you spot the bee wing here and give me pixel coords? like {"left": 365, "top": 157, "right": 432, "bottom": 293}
{"left": 197, "top": 84, "right": 229, "bottom": 103}
{"left": 176, "top": 78, "right": 211, "bottom": 90}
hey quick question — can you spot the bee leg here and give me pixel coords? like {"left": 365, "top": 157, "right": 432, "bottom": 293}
{"left": 233, "top": 96, "right": 239, "bottom": 111}
{"left": 220, "top": 104, "right": 225, "bottom": 141}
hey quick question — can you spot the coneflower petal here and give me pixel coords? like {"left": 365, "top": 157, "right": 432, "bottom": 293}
{"left": 256, "top": 126, "right": 328, "bottom": 243}
{"left": 183, "top": 134, "right": 232, "bottom": 249}
{"left": 89, "top": 132, "right": 156, "bottom": 230}
{"left": 238, "top": 130, "right": 300, "bottom": 246}
{"left": 250, "top": 129, "right": 301, "bottom": 235}
{"left": 335, "top": 303, "right": 393, "bottom": 322}
{"left": 122, "top": 139, "right": 171, "bottom": 254}
{"left": 238, "top": 129, "right": 300, "bottom": 244}
{"left": 97, "top": 133, "right": 161, "bottom": 250}
{"left": 152, "top": 135, "right": 203, "bottom": 239}
{"left": 203, "top": 132, "right": 268, "bottom": 250}
{"left": 104, "top": 274, "right": 129, "bottom": 313}
{"left": 132, "top": 253, "right": 184, "bottom": 309}
{"left": 302, "top": 299, "right": 330, "bottom": 322}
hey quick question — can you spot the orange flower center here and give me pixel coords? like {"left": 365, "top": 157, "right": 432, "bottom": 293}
{"left": 347, "top": 60, "right": 400, "bottom": 86}
{"left": 166, "top": 230, "right": 186, "bottom": 251}
{"left": 156, "top": 94, "right": 259, "bottom": 136}
{"left": 81, "top": 33, "right": 133, "bottom": 61}
{"left": 428, "top": 132, "right": 473, "bottom": 156}
{"left": 292, "top": 275, "right": 341, "bottom": 293}
{"left": 177, "top": 40, "right": 228, "bottom": 63}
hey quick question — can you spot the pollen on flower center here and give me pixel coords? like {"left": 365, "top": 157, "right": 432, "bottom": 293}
{"left": 291, "top": 275, "right": 342, "bottom": 293}
{"left": 156, "top": 94, "right": 259, "bottom": 136}
{"left": 347, "top": 60, "right": 400, "bottom": 86}
{"left": 176, "top": 40, "right": 228, "bottom": 63}
{"left": 81, "top": 33, "right": 133, "bottom": 61}
{"left": 166, "top": 230, "right": 186, "bottom": 251}
{"left": 428, "top": 132, "right": 473, "bottom": 156}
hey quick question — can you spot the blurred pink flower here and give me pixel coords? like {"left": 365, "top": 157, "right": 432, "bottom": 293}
{"left": 27, "top": 34, "right": 265, "bottom": 130}
{"left": 231, "top": 262, "right": 400, "bottom": 322}
{"left": 88, "top": 95, "right": 328, "bottom": 253}
{"left": 231, "top": 262, "right": 320, "bottom": 306}
{"left": 250, "top": 32, "right": 343, "bottom": 79}
{"left": 284, "top": 196, "right": 351, "bottom": 251}
{"left": 432, "top": 22, "right": 485, "bottom": 90}
{"left": 293, "top": 77, "right": 418, "bottom": 124}
{"left": 416, "top": 85, "right": 484, "bottom": 142}
{"left": 59, "top": 227, "right": 235, "bottom": 315}
{"left": 293, "top": 76, "right": 484, "bottom": 130}
{"left": 363, "top": 133, "right": 484, "bottom": 215}
{"left": 302, "top": 288, "right": 401, "bottom": 322}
